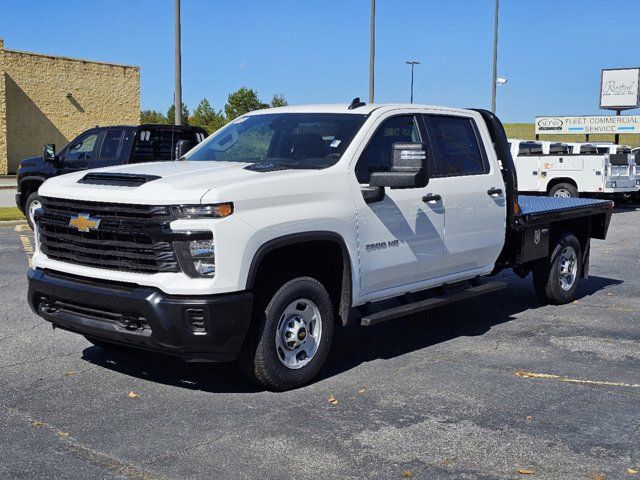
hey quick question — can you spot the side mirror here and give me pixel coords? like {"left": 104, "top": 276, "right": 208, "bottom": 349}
{"left": 43, "top": 144, "right": 56, "bottom": 162}
{"left": 175, "top": 140, "right": 192, "bottom": 159}
{"left": 370, "top": 142, "right": 429, "bottom": 189}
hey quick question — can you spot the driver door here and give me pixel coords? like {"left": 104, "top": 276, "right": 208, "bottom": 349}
{"left": 353, "top": 113, "right": 446, "bottom": 298}
{"left": 58, "top": 130, "right": 103, "bottom": 175}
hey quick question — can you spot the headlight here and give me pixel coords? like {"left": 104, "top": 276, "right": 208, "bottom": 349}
{"left": 176, "top": 239, "right": 216, "bottom": 278}
{"left": 171, "top": 203, "right": 233, "bottom": 218}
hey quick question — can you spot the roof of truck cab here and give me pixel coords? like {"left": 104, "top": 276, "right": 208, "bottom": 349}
{"left": 243, "top": 103, "right": 478, "bottom": 116}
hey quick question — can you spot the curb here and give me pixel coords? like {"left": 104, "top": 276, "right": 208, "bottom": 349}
{"left": 0, "top": 185, "right": 17, "bottom": 190}
{"left": 0, "top": 219, "right": 27, "bottom": 227}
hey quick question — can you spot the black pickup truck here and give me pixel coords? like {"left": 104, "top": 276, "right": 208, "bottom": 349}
{"left": 16, "top": 124, "right": 207, "bottom": 228}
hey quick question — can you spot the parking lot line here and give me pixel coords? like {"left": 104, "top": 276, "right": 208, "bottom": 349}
{"left": 515, "top": 369, "right": 640, "bottom": 388}
{"left": 16, "top": 224, "right": 33, "bottom": 266}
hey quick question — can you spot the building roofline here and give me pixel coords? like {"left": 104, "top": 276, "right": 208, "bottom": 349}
{"left": 2, "top": 47, "right": 139, "bottom": 70}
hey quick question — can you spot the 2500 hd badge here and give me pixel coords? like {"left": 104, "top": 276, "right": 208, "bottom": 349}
{"left": 365, "top": 239, "right": 400, "bottom": 252}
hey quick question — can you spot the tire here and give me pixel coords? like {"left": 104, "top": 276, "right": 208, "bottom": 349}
{"left": 548, "top": 183, "right": 578, "bottom": 198}
{"left": 24, "top": 191, "right": 42, "bottom": 230}
{"left": 533, "top": 233, "right": 582, "bottom": 305}
{"left": 84, "top": 336, "right": 129, "bottom": 352}
{"left": 240, "top": 276, "right": 334, "bottom": 391}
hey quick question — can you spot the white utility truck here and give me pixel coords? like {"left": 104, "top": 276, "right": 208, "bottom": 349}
{"left": 29, "top": 103, "right": 614, "bottom": 390}
{"left": 509, "top": 139, "right": 637, "bottom": 198}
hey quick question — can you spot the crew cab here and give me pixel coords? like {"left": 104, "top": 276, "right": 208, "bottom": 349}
{"left": 27, "top": 103, "right": 614, "bottom": 390}
{"left": 509, "top": 138, "right": 637, "bottom": 198}
{"left": 15, "top": 124, "right": 207, "bottom": 228}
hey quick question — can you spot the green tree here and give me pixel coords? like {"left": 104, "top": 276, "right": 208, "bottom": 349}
{"left": 166, "top": 102, "right": 190, "bottom": 125}
{"left": 140, "top": 109, "right": 168, "bottom": 124}
{"left": 270, "top": 94, "right": 288, "bottom": 108}
{"left": 191, "top": 98, "right": 226, "bottom": 133}
{"left": 224, "top": 87, "right": 268, "bottom": 121}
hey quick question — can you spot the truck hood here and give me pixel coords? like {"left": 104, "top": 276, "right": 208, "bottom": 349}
{"left": 37, "top": 161, "right": 309, "bottom": 204}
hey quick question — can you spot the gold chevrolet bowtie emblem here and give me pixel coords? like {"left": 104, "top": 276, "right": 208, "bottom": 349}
{"left": 68, "top": 213, "right": 101, "bottom": 233}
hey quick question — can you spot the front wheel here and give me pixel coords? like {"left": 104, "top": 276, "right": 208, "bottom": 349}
{"left": 24, "top": 192, "right": 42, "bottom": 230}
{"left": 533, "top": 233, "right": 582, "bottom": 305}
{"left": 241, "top": 276, "right": 334, "bottom": 391}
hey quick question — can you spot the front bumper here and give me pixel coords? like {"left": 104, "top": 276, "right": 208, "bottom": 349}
{"left": 28, "top": 268, "right": 253, "bottom": 362}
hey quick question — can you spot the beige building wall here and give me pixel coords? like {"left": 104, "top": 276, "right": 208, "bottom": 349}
{"left": 0, "top": 39, "right": 140, "bottom": 174}
{"left": 0, "top": 40, "right": 7, "bottom": 174}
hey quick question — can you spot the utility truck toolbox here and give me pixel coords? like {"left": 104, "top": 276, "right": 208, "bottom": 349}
{"left": 28, "top": 102, "right": 613, "bottom": 391}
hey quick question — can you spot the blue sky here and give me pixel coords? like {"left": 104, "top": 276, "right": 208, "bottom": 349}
{"left": 1, "top": 0, "right": 639, "bottom": 122}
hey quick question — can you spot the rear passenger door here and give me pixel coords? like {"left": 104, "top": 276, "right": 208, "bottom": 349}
{"left": 422, "top": 114, "right": 505, "bottom": 274}
{"left": 95, "top": 128, "right": 126, "bottom": 168}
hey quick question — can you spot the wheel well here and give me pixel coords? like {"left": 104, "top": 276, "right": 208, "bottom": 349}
{"left": 547, "top": 178, "right": 578, "bottom": 193}
{"left": 249, "top": 237, "right": 352, "bottom": 326}
{"left": 19, "top": 179, "right": 43, "bottom": 209}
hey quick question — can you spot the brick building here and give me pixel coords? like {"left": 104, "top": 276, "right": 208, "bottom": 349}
{"left": 0, "top": 39, "right": 140, "bottom": 174}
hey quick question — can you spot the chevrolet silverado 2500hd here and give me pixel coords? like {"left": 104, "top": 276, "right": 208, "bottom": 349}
{"left": 28, "top": 103, "right": 614, "bottom": 390}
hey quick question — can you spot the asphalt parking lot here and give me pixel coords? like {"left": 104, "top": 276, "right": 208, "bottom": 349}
{"left": 1, "top": 205, "right": 639, "bottom": 480}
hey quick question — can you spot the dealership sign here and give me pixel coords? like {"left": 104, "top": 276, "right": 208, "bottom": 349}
{"left": 600, "top": 68, "right": 640, "bottom": 110}
{"left": 535, "top": 115, "right": 640, "bottom": 135}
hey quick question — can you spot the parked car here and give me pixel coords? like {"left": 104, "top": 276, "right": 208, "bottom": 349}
{"left": 509, "top": 138, "right": 637, "bottom": 198}
{"left": 15, "top": 124, "right": 207, "bottom": 228}
{"left": 27, "top": 103, "right": 614, "bottom": 390}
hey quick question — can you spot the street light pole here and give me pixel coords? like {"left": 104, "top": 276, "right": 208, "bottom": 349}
{"left": 490, "top": 0, "right": 499, "bottom": 113}
{"left": 174, "top": 0, "right": 182, "bottom": 125}
{"left": 369, "top": 0, "right": 375, "bottom": 103}
{"left": 406, "top": 61, "right": 420, "bottom": 104}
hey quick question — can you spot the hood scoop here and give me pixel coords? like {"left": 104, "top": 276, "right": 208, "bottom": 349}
{"left": 78, "top": 172, "right": 161, "bottom": 187}
{"left": 244, "top": 162, "right": 290, "bottom": 172}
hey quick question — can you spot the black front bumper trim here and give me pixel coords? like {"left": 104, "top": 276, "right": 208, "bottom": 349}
{"left": 28, "top": 268, "right": 253, "bottom": 362}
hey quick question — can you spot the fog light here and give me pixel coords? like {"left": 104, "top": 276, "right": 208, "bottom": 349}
{"left": 194, "top": 260, "right": 215, "bottom": 276}
{"left": 189, "top": 240, "right": 214, "bottom": 258}
{"left": 175, "top": 237, "right": 216, "bottom": 278}
{"left": 611, "top": 181, "right": 617, "bottom": 188}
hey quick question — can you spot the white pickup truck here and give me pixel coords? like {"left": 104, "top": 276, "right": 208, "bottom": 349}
{"left": 28, "top": 103, "right": 614, "bottom": 390}
{"left": 509, "top": 139, "right": 637, "bottom": 198}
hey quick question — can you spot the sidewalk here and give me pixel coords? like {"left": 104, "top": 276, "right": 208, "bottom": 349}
{"left": 0, "top": 176, "right": 17, "bottom": 190}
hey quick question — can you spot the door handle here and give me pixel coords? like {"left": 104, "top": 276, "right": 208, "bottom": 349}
{"left": 487, "top": 187, "right": 503, "bottom": 197}
{"left": 422, "top": 194, "right": 441, "bottom": 203}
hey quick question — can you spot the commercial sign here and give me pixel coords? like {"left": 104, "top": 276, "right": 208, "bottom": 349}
{"left": 535, "top": 115, "right": 640, "bottom": 135}
{"left": 600, "top": 68, "right": 640, "bottom": 110}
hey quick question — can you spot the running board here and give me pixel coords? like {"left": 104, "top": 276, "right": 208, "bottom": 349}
{"left": 360, "top": 281, "right": 507, "bottom": 327}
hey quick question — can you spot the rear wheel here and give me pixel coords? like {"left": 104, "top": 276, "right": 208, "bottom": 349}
{"left": 24, "top": 192, "right": 42, "bottom": 230}
{"left": 533, "top": 233, "right": 582, "bottom": 305}
{"left": 240, "top": 276, "right": 334, "bottom": 391}
{"left": 548, "top": 183, "right": 578, "bottom": 198}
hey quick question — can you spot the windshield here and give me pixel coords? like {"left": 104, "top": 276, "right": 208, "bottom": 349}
{"left": 185, "top": 113, "right": 367, "bottom": 169}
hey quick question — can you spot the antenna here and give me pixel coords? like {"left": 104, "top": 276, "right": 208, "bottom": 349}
{"left": 348, "top": 97, "right": 366, "bottom": 110}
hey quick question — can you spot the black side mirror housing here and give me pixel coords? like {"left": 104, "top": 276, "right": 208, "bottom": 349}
{"left": 176, "top": 140, "right": 192, "bottom": 159}
{"left": 43, "top": 144, "right": 56, "bottom": 162}
{"left": 369, "top": 142, "right": 429, "bottom": 189}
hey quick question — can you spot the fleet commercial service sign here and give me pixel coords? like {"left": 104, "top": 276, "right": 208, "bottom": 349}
{"left": 600, "top": 68, "right": 640, "bottom": 110}
{"left": 535, "top": 115, "right": 640, "bottom": 135}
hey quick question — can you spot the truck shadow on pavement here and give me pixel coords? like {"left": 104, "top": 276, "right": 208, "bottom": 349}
{"left": 79, "top": 273, "right": 621, "bottom": 393}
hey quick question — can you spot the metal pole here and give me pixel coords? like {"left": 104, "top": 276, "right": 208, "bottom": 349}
{"left": 174, "top": 0, "right": 182, "bottom": 125}
{"left": 369, "top": 0, "right": 375, "bottom": 103}
{"left": 614, "top": 110, "right": 621, "bottom": 144}
{"left": 490, "top": 0, "right": 499, "bottom": 113}
{"left": 410, "top": 64, "right": 414, "bottom": 103}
